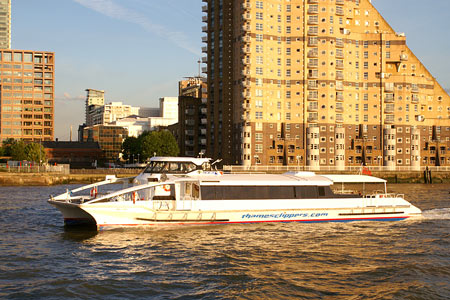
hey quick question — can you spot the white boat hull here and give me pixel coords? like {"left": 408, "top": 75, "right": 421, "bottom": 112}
{"left": 50, "top": 199, "right": 422, "bottom": 230}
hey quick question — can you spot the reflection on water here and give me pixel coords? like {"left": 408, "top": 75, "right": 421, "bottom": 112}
{"left": 0, "top": 184, "right": 449, "bottom": 299}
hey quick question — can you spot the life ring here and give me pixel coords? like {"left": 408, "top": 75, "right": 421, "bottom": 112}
{"left": 163, "top": 184, "right": 171, "bottom": 192}
{"left": 90, "top": 187, "right": 98, "bottom": 198}
{"left": 132, "top": 191, "right": 137, "bottom": 204}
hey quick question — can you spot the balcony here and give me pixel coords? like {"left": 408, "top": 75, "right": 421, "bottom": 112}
{"left": 201, "top": 129, "right": 207, "bottom": 135}
{"left": 336, "top": 83, "right": 344, "bottom": 91}
{"left": 336, "top": 73, "right": 344, "bottom": 80}
{"left": 201, "top": 118, "right": 207, "bottom": 125}
{"left": 400, "top": 53, "right": 408, "bottom": 61}
{"left": 185, "top": 140, "right": 194, "bottom": 147}
{"left": 201, "top": 36, "right": 208, "bottom": 43}
{"left": 308, "top": 8, "right": 319, "bottom": 14}
{"left": 307, "top": 50, "right": 318, "bottom": 58}
{"left": 308, "top": 71, "right": 318, "bottom": 79}
{"left": 307, "top": 83, "right": 319, "bottom": 90}
{"left": 336, "top": 0, "right": 344, "bottom": 5}
{"left": 335, "top": 39, "right": 344, "bottom": 48}
{"left": 336, "top": 93, "right": 344, "bottom": 101}
{"left": 308, "top": 28, "right": 318, "bottom": 36}
{"left": 202, "top": 25, "right": 207, "bottom": 32}
{"left": 336, "top": 7, "right": 344, "bottom": 16}
{"left": 307, "top": 94, "right": 318, "bottom": 101}
{"left": 336, "top": 115, "right": 344, "bottom": 123}
{"left": 307, "top": 117, "right": 319, "bottom": 123}
{"left": 202, "top": 67, "right": 207, "bottom": 74}
{"left": 385, "top": 116, "right": 395, "bottom": 124}
{"left": 307, "top": 17, "right": 318, "bottom": 25}
{"left": 307, "top": 104, "right": 318, "bottom": 112}
{"left": 202, "top": 5, "right": 208, "bottom": 12}
{"left": 384, "top": 94, "right": 394, "bottom": 103}
{"left": 335, "top": 62, "right": 344, "bottom": 69}
{"left": 201, "top": 108, "right": 208, "bottom": 114}
{"left": 185, "top": 130, "right": 195, "bottom": 136}
{"left": 411, "top": 95, "right": 419, "bottom": 103}
{"left": 241, "top": 2, "right": 251, "bottom": 10}
{"left": 308, "top": 39, "right": 318, "bottom": 47}
{"left": 200, "top": 139, "right": 207, "bottom": 145}
{"left": 335, "top": 105, "right": 344, "bottom": 112}
{"left": 384, "top": 106, "right": 395, "bottom": 114}
{"left": 411, "top": 85, "right": 419, "bottom": 93}
{"left": 384, "top": 83, "right": 394, "bottom": 92}
{"left": 307, "top": 62, "right": 318, "bottom": 69}
{"left": 243, "top": 13, "right": 251, "bottom": 21}
{"left": 202, "top": 46, "right": 207, "bottom": 53}
{"left": 308, "top": 0, "right": 318, "bottom": 3}
{"left": 335, "top": 51, "right": 344, "bottom": 59}
{"left": 202, "top": 15, "right": 207, "bottom": 23}
{"left": 242, "top": 25, "right": 250, "bottom": 32}
{"left": 201, "top": 56, "right": 207, "bottom": 63}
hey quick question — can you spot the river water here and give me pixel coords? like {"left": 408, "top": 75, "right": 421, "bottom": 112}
{"left": 0, "top": 184, "right": 449, "bottom": 299}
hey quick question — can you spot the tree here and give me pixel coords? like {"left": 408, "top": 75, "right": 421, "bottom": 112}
{"left": 1, "top": 138, "right": 15, "bottom": 157}
{"left": 122, "top": 136, "right": 140, "bottom": 161}
{"left": 10, "top": 140, "right": 27, "bottom": 161}
{"left": 123, "top": 130, "right": 179, "bottom": 162}
{"left": 25, "top": 143, "right": 46, "bottom": 163}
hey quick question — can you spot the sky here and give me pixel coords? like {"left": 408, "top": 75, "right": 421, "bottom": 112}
{"left": 12, "top": 0, "right": 450, "bottom": 140}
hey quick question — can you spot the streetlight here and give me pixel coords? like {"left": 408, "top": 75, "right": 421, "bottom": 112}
{"left": 137, "top": 154, "right": 140, "bottom": 164}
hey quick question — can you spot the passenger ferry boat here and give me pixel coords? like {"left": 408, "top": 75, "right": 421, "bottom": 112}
{"left": 48, "top": 157, "right": 422, "bottom": 230}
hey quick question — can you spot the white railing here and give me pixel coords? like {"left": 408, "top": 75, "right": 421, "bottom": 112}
{"left": 223, "top": 165, "right": 450, "bottom": 173}
{"left": 1, "top": 164, "right": 70, "bottom": 174}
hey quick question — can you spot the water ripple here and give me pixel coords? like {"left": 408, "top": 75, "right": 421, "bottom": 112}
{"left": 0, "top": 184, "right": 449, "bottom": 299}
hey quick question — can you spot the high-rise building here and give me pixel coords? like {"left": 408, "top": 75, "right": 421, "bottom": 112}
{"left": 85, "top": 89, "right": 105, "bottom": 126}
{"left": 174, "top": 77, "right": 208, "bottom": 157}
{"left": 203, "top": 0, "right": 450, "bottom": 168}
{"left": 0, "top": 50, "right": 55, "bottom": 142}
{"left": 0, "top": 0, "right": 11, "bottom": 49}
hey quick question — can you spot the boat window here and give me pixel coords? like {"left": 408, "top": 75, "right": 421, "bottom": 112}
{"left": 201, "top": 186, "right": 305, "bottom": 200}
{"left": 295, "top": 186, "right": 318, "bottom": 199}
{"left": 200, "top": 185, "right": 345, "bottom": 200}
{"left": 143, "top": 162, "right": 199, "bottom": 174}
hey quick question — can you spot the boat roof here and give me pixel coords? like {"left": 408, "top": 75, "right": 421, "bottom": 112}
{"left": 321, "top": 174, "right": 387, "bottom": 184}
{"left": 150, "top": 156, "right": 211, "bottom": 165}
{"left": 187, "top": 173, "right": 334, "bottom": 186}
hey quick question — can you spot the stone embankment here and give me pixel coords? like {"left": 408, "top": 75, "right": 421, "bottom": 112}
{"left": 1, "top": 170, "right": 450, "bottom": 186}
{"left": 0, "top": 171, "right": 140, "bottom": 186}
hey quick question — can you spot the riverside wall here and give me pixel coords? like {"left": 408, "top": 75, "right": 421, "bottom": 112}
{"left": 0, "top": 169, "right": 450, "bottom": 185}
{"left": 0, "top": 170, "right": 141, "bottom": 186}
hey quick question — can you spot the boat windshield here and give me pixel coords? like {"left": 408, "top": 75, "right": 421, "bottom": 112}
{"left": 143, "top": 161, "right": 202, "bottom": 174}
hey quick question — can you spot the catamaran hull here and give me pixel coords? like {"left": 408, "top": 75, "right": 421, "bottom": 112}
{"left": 48, "top": 201, "right": 97, "bottom": 226}
{"left": 71, "top": 202, "right": 422, "bottom": 230}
